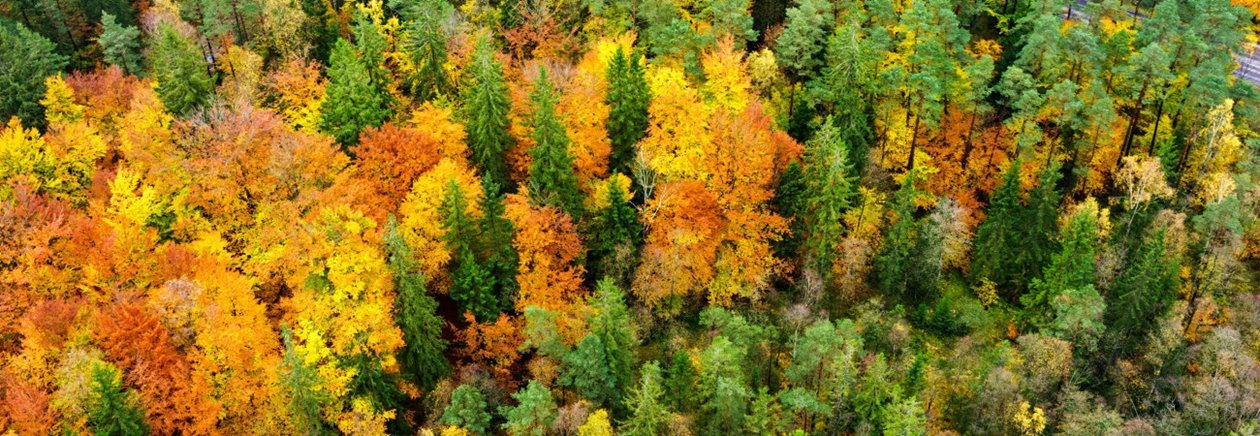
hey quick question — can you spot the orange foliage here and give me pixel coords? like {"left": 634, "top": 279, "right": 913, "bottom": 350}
{"left": 459, "top": 313, "right": 525, "bottom": 391}
{"left": 504, "top": 193, "right": 587, "bottom": 330}
{"left": 559, "top": 64, "right": 612, "bottom": 191}
{"left": 0, "top": 373, "right": 57, "bottom": 435}
{"left": 353, "top": 123, "right": 445, "bottom": 217}
{"left": 95, "top": 303, "right": 219, "bottom": 434}
{"left": 633, "top": 180, "right": 726, "bottom": 306}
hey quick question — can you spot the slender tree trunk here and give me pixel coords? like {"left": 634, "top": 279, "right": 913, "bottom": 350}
{"left": 908, "top": 111, "right": 921, "bottom": 170}
{"left": 1119, "top": 80, "right": 1149, "bottom": 164}
{"left": 1147, "top": 96, "right": 1167, "bottom": 155}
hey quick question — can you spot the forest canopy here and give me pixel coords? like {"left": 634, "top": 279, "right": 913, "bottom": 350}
{"left": 2, "top": 0, "right": 1260, "bottom": 433}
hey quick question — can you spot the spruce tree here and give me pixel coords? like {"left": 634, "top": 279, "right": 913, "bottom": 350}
{"left": 874, "top": 170, "right": 922, "bottom": 301}
{"left": 442, "top": 384, "right": 493, "bottom": 435}
{"left": 527, "top": 66, "right": 585, "bottom": 219}
{"left": 476, "top": 180, "right": 519, "bottom": 312}
{"left": 86, "top": 362, "right": 149, "bottom": 436}
{"left": 1023, "top": 202, "right": 1101, "bottom": 328}
{"left": 663, "top": 350, "right": 699, "bottom": 413}
{"left": 441, "top": 180, "right": 499, "bottom": 321}
{"left": 620, "top": 362, "right": 670, "bottom": 436}
{"left": 320, "top": 38, "right": 390, "bottom": 147}
{"left": 971, "top": 160, "right": 1023, "bottom": 294}
{"left": 1017, "top": 164, "right": 1064, "bottom": 288}
{"left": 279, "top": 326, "right": 331, "bottom": 434}
{"left": 397, "top": 0, "right": 452, "bottom": 100}
{"left": 384, "top": 219, "right": 450, "bottom": 393}
{"left": 98, "top": 12, "right": 142, "bottom": 76}
{"left": 773, "top": 160, "right": 808, "bottom": 260}
{"left": 586, "top": 178, "right": 643, "bottom": 284}
{"left": 501, "top": 380, "right": 559, "bottom": 436}
{"left": 462, "top": 36, "right": 514, "bottom": 191}
{"left": 561, "top": 334, "right": 618, "bottom": 407}
{"left": 151, "top": 23, "right": 214, "bottom": 116}
{"left": 588, "top": 279, "right": 636, "bottom": 411}
{"left": 801, "top": 119, "right": 856, "bottom": 275}
{"left": 1105, "top": 230, "right": 1179, "bottom": 356}
{"left": 605, "top": 48, "right": 650, "bottom": 174}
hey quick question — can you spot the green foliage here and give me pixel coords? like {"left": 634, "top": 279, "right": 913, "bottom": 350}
{"left": 800, "top": 119, "right": 855, "bottom": 275}
{"left": 605, "top": 48, "right": 650, "bottom": 175}
{"left": 397, "top": 0, "right": 453, "bottom": 100}
{"left": 442, "top": 384, "right": 493, "bottom": 435}
{"left": 874, "top": 170, "right": 924, "bottom": 300}
{"left": 462, "top": 36, "right": 514, "bottom": 191}
{"left": 775, "top": 0, "right": 834, "bottom": 79}
{"left": 1105, "top": 230, "right": 1179, "bottom": 355}
{"left": 320, "top": 38, "right": 391, "bottom": 146}
{"left": 501, "top": 380, "right": 559, "bottom": 436}
{"left": 1023, "top": 199, "right": 1101, "bottom": 328}
{"left": 151, "top": 23, "right": 214, "bottom": 116}
{"left": 698, "top": 336, "right": 750, "bottom": 435}
{"left": 561, "top": 334, "right": 618, "bottom": 407}
{"left": 442, "top": 180, "right": 500, "bottom": 321}
{"left": 477, "top": 180, "right": 520, "bottom": 311}
{"left": 384, "top": 219, "right": 450, "bottom": 393}
{"left": 526, "top": 66, "right": 584, "bottom": 219}
{"left": 587, "top": 279, "right": 637, "bottom": 410}
{"left": 663, "top": 350, "right": 699, "bottom": 413}
{"left": 620, "top": 362, "right": 670, "bottom": 436}
{"left": 279, "top": 326, "right": 331, "bottom": 434}
{"left": 586, "top": 179, "right": 643, "bottom": 285}
{"left": 98, "top": 12, "right": 142, "bottom": 76}
{"left": 86, "top": 362, "right": 149, "bottom": 436}
{"left": 0, "top": 21, "right": 67, "bottom": 127}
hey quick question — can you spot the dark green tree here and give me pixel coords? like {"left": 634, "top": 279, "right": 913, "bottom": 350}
{"left": 587, "top": 279, "right": 637, "bottom": 410}
{"left": 971, "top": 160, "right": 1024, "bottom": 295}
{"left": 278, "top": 326, "right": 331, "bottom": 434}
{"left": 663, "top": 350, "right": 699, "bottom": 413}
{"left": 526, "top": 66, "right": 585, "bottom": 219}
{"left": 462, "top": 36, "right": 514, "bottom": 191}
{"left": 697, "top": 336, "right": 750, "bottom": 436}
{"left": 396, "top": 0, "right": 452, "bottom": 100}
{"left": 604, "top": 48, "right": 650, "bottom": 175}
{"left": 384, "top": 219, "right": 450, "bottom": 393}
{"left": 1023, "top": 201, "right": 1102, "bottom": 328}
{"left": 98, "top": 12, "right": 142, "bottom": 76}
{"left": 1105, "top": 230, "right": 1179, "bottom": 356}
{"left": 874, "top": 170, "right": 923, "bottom": 301}
{"left": 0, "top": 21, "right": 66, "bottom": 127}
{"left": 800, "top": 119, "right": 856, "bottom": 275}
{"left": 586, "top": 179, "right": 643, "bottom": 285}
{"left": 320, "top": 38, "right": 391, "bottom": 147}
{"left": 441, "top": 384, "right": 493, "bottom": 435}
{"left": 151, "top": 23, "right": 214, "bottom": 116}
{"left": 561, "top": 334, "right": 618, "bottom": 407}
{"left": 476, "top": 180, "right": 519, "bottom": 312}
{"left": 441, "top": 180, "right": 499, "bottom": 321}
{"left": 86, "top": 362, "right": 149, "bottom": 436}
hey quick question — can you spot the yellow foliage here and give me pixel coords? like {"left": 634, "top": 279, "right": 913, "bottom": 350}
{"left": 560, "top": 55, "right": 612, "bottom": 189}
{"left": 1013, "top": 401, "right": 1046, "bottom": 436}
{"left": 398, "top": 158, "right": 484, "bottom": 289}
{"left": 844, "top": 187, "right": 887, "bottom": 240}
{"left": 1115, "top": 155, "right": 1174, "bottom": 211}
{"left": 641, "top": 65, "right": 711, "bottom": 181}
{"left": 0, "top": 118, "right": 52, "bottom": 200}
{"left": 1184, "top": 99, "right": 1243, "bottom": 199}
{"left": 701, "top": 38, "right": 751, "bottom": 113}
{"left": 577, "top": 409, "right": 615, "bottom": 436}
{"left": 440, "top": 426, "right": 471, "bottom": 436}
{"left": 974, "top": 278, "right": 999, "bottom": 308}
{"left": 218, "top": 45, "right": 265, "bottom": 104}
{"left": 587, "top": 172, "right": 633, "bottom": 210}
{"left": 337, "top": 397, "right": 395, "bottom": 436}
{"left": 408, "top": 103, "right": 471, "bottom": 162}
{"left": 41, "top": 75, "right": 85, "bottom": 126}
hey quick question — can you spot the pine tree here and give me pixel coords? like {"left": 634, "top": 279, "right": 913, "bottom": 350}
{"left": 151, "top": 23, "right": 214, "bottom": 116}
{"left": 698, "top": 336, "right": 750, "bottom": 436}
{"left": 320, "top": 38, "right": 390, "bottom": 147}
{"left": 605, "top": 48, "right": 650, "bottom": 174}
{"left": 527, "top": 66, "right": 585, "bottom": 219}
{"left": 462, "top": 36, "right": 514, "bottom": 191}
{"left": 278, "top": 326, "right": 331, "bottom": 434}
{"left": 384, "top": 219, "right": 450, "bottom": 393}
{"left": 0, "top": 22, "right": 67, "bottom": 128}
{"left": 501, "top": 380, "right": 559, "bottom": 436}
{"left": 442, "top": 384, "right": 493, "bottom": 435}
{"left": 441, "top": 179, "right": 499, "bottom": 321}
{"left": 98, "top": 12, "right": 142, "bottom": 76}
{"left": 561, "top": 335, "right": 618, "bottom": 407}
{"left": 621, "top": 362, "right": 670, "bottom": 436}
{"left": 801, "top": 119, "right": 856, "bottom": 275}
{"left": 86, "top": 362, "right": 150, "bottom": 436}
{"left": 775, "top": 0, "right": 834, "bottom": 81}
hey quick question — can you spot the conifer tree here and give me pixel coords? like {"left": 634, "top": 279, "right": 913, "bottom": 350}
{"left": 971, "top": 160, "right": 1023, "bottom": 294}
{"left": 588, "top": 279, "right": 636, "bottom": 410}
{"left": 320, "top": 38, "right": 390, "bottom": 146}
{"left": 398, "top": 0, "right": 452, "bottom": 100}
{"left": 621, "top": 362, "right": 670, "bottom": 436}
{"left": 664, "top": 350, "right": 699, "bottom": 413}
{"left": 441, "top": 179, "right": 499, "bottom": 321}
{"left": 501, "top": 380, "right": 559, "bottom": 436}
{"left": 875, "top": 170, "right": 923, "bottom": 300}
{"left": 1105, "top": 230, "right": 1179, "bottom": 355}
{"left": 801, "top": 119, "right": 856, "bottom": 275}
{"left": 98, "top": 12, "right": 142, "bottom": 76}
{"left": 442, "top": 384, "right": 493, "bottom": 435}
{"left": 476, "top": 180, "right": 519, "bottom": 311}
{"left": 0, "top": 21, "right": 66, "bottom": 127}
{"left": 86, "top": 362, "right": 150, "bottom": 436}
{"left": 605, "top": 48, "right": 650, "bottom": 174}
{"left": 587, "top": 178, "right": 643, "bottom": 284}
{"left": 527, "top": 66, "right": 585, "bottom": 219}
{"left": 151, "top": 23, "right": 214, "bottom": 116}
{"left": 384, "top": 219, "right": 450, "bottom": 393}
{"left": 1023, "top": 201, "right": 1102, "bottom": 328}
{"left": 698, "top": 336, "right": 750, "bottom": 435}
{"left": 279, "top": 326, "right": 331, "bottom": 434}
{"left": 462, "top": 36, "right": 514, "bottom": 191}
{"left": 561, "top": 334, "right": 618, "bottom": 407}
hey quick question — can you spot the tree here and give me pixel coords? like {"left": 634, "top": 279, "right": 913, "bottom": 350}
{"left": 578, "top": 409, "right": 615, "bottom": 436}
{"left": 782, "top": 319, "right": 862, "bottom": 430}
{"left": 663, "top": 351, "right": 699, "bottom": 413}
{"left": 501, "top": 380, "right": 559, "bottom": 436}
{"left": 800, "top": 119, "right": 856, "bottom": 275}
{"left": 561, "top": 335, "right": 618, "bottom": 407}
{"left": 527, "top": 66, "right": 585, "bottom": 219}
{"left": 874, "top": 170, "right": 924, "bottom": 301}
{"left": 605, "top": 48, "right": 650, "bottom": 174}
{"left": 697, "top": 336, "right": 750, "bottom": 435}
{"left": 971, "top": 160, "right": 1024, "bottom": 290}
{"left": 97, "top": 12, "right": 141, "bottom": 76}
{"left": 151, "top": 23, "right": 214, "bottom": 116}
{"left": 86, "top": 362, "right": 150, "bottom": 436}
{"left": 442, "top": 179, "right": 499, "bottom": 321}
{"left": 442, "top": 384, "right": 492, "bottom": 435}
{"left": 775, "top": 0, "right": 833, "bottom": 81}
{"left": 398, "top": 0, "right": 453, "bottom": 100}
{"left": 384, "top": 219, "right": 450, "bottom": 393}
{"left": 1023, "top": 198, "right": 1105, "bottom": 328}
{"left": 476, "top": 179, "right": 520, "bottom": 312}
{"left": 279, "top": 326, "right": 331, "bottom": 434}
{"left": 320, "top": 38, "right": 390, "bottom": 147}
{"left": 462, "top": 35, "right": 514, "bottom": 191}
{"left": 587, "top": 279, "right": 637, "bottom": 409}
{"left": 1105, "top": 230, "right": 1179, "bottom": 355}
{"left": 0, "top": 21, "right": 67, "bottom": 127}
{"left": 620, "top": 362, "right": 670, "bottom": 436}
{"left": 586, "top": 175, "right": 643, "bottom": 285}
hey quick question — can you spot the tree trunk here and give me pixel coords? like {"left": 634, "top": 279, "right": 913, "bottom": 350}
{"left": 908, "top": 110, "right": 922, "bottom": 170}
{"left": 1147, "top": 95, "right": 1167, "bottom": 155}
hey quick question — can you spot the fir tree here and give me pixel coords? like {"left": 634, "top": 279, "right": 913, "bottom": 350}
{"left": 86, "top": 362, "right": 149, "bottom": 436}
{"left": 442, "top": 384, "right": 493, "bottom": 435}
{"left": 620, "top": 362, "right": 670, "bottom": 436}
{"left": 151, "top": 23, "right": 214, "bottom": 116}
{"left": 801, "top": 119, "right": 856, "bottom": 275}
{"left": 1105, "top": 230, "right": 1179, "bottom": 356}
{"left": 527, "top": 66, "right": 585, "bottom": 219}
{"left": 462, "top": 36, "right": 514, "bottom": 191}
{"left": 663, "top": 350, "right": 699, "bottom": 414}
{"left": 501, "top": 380, "right": 559, "bottom": 436}
{"left": 605, "top": 48, "right": 650, "bottom": 174}
{"left": 476, "top": 179, "right": 519, "bottom": 312}
{"left": 586, "top": 178, "right": 643, "bottom": 285}
{"left": 971, "top": 160, "right": 1024, "bottom": 295}
{"left": 279, "top": 326, "right": 331, "bottom": 434}
{"left": 588, "top": 279, "right": 637, "bottom": 412}
{"left": 875, "top": 170, "right": 923, "bottom": 301}
{"left": 397, "top": 0, "right": 452, "bottom": 100}
{"left": 320, "top": 38, "right": 390, "bottom": 147}
{"left": 98, "top": 12, "right": 142, "bottom": 76}
{"left": 1023, "top": 202, "right": 1101, "bottom": 328}
{"left": 561, "top": 334, "right": 618, "bottom": 407}
{"left": 384, "top": 218, "right": 450, "bottom": 393}
{"left": 441, "top": 179, "right": 499, "bottom": 321}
